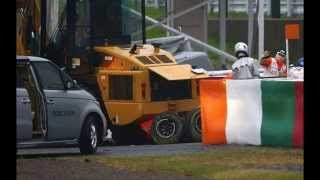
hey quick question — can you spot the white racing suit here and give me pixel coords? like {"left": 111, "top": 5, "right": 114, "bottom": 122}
{"left": 288, "top": 67, "right": 304, "bottom": 79}
{"left": 232, "top": 57, "right": 260, "bottom": 79}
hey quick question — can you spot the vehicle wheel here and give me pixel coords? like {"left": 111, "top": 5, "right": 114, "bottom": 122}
{"left": 151, "top": 112, "right": 184, "bottom": 144}
{"left": 186, "top": 107, "right": 201, "bottom": 142}
{"left": 79, "top": 116, "right": 99, "bottom": 154}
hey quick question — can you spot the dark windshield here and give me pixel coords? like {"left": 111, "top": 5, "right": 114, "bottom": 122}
{"left": 46, "top": 0, "right": 144, "bottom": 47}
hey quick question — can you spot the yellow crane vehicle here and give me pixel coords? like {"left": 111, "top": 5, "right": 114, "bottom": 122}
{"left": 16, "top": 0, "right": 206, "bottom": 144}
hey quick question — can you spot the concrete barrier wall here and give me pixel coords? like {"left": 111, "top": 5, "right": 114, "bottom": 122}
{"left": 200, "top": 79, "right": 303, "bottom": 148}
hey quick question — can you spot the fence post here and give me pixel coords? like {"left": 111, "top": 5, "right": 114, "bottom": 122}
{"left": 219, "top": 0, "right": 227, "bottom": 67}
{"left": 248, "top": 0, "right": 254, "bottom": 56}
{"left": 287, "top": 0, "right": 292, "bottom": 17}
{"left": 258, "top": 0, "right": 264, "bottom": 59}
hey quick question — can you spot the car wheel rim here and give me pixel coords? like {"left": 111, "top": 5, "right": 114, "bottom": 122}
{"left": 90, "top": 124, "right": 97, "bottom": 148}
{"left": 155, "top": 118, "right": 176, "bottom": 139}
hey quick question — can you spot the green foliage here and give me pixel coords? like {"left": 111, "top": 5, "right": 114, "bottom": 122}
{"left": 146, "top": 7, "right": 166, "bottom": 19}
{"left": 147, "top": 28, "right": 166, "bottom": 39}
{"left": 88, "top": 146, "right": 303, "bottom": 180}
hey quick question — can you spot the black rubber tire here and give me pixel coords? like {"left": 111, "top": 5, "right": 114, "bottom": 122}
{"left": 151, "top": 112, "right": 184, "bottom": 144}
{"left": 79, "top": 116, "right": 99, "bottom": 154}
{"left": 186, "top": 107, "right": 201, "bottom": 142}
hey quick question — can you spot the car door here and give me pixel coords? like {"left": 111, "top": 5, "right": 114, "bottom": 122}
{"left": 32, "top": 61, "right": 82, "bottom": 140}
{"left": 16, "top": 69, "right": 32, "bottom": 141}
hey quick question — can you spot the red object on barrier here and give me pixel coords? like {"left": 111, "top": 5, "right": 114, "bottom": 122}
{"left": 200, "top": 79, "right": 227, "bottom": 145}
{"left": 293, "top": 81, "right": 304, "bottom": 148}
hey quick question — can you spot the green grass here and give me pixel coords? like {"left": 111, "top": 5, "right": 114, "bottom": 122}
{"left": 71, "top": 146, "right": 303, "bottom": 180}
{"left": 145, "top": 7, "right": 166, "bottom": 39}
{"left": 146, "top": 7, "right": 166, "bottom": 19}
{"left": 147, "top": 28, "right": 167, "bottom": 39}
{"left": 207, "top": 35, "right": 260, "bottom": 69}
{"left": 207, "top": 36, "right": 237, "bottom": 69}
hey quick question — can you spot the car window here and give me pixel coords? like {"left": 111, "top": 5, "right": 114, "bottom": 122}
{"left": 32, "top": 62, "right": 65, "bottom": 90}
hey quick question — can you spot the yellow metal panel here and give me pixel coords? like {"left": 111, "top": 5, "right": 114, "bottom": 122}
{"left": 192, "top": 79, "right": 199, "bottom": 99}
{"left": 96, "top": 70, "right": 146, "bottom": 102}
{"left": 96, "top": 70, "right": 144, "bottom": 75}
{"left": 94, "top": 46, "right": 145, "bottom": 67}
{"left": 148, "top": 64, "right": 209, "bottom": 81}
{"left": 143, "top": 99, "right": 200, "bottom": 114}
{"left": 96, "top": 74, "right": 108, "bottom": 100}
{"left": 94, "top": 45, "right": 178, "bottom": 69}
{"left": 105, "top": 99, "right": 199, "bottom": 125}
{"left": 105, "top": 102, "right": 144, "bottom": 125}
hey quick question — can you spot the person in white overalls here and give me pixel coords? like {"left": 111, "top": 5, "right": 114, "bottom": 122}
{"left": 288, "top": 57, "right": 304, "bottom": 79}
{"left": 232, "top": 42, "right": 260, "bottom": 79}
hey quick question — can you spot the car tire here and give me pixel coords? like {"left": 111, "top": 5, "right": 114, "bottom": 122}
{"left": 151, "top": 112, "right": 184, "bottom": 144}
{"left": 186, "top": 107, "right": 201, "bottom": 142}
{"left": 79, "top": 116, "right": 99, "bottom": 154}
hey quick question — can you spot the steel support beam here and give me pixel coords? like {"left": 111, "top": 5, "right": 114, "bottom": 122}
{"left": 141, "top": 0, "right": 146, "bottom": 44}
{"left": 287, "top": 0, "right": 292, "bottom": 17}
{"left": 248, "top": 0, "right": 254, "bottom": 56}
{"left": 219, "top": 0, "right": 227, "bottom": 65}
{"left": 258, "top": 0, "right": 264, "bottom": 59}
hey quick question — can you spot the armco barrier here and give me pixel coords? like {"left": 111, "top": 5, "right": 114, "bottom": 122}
{"left": 200, "top": 79, "right": 303, "bottom": 148}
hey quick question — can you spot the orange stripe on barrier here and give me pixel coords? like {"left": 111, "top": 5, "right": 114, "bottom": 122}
{"left": 200, "top": 79, "right": 227, "bottom": 144}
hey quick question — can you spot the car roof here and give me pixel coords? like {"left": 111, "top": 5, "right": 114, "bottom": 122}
{"left": 16, "top": 56, "right": 50, "bottom": 62}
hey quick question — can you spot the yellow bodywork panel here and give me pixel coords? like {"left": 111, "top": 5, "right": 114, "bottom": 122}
{"left": 143, "top": 99, "right": 200, "bottom": 114}
{"left": 148, "top": 64, "right": 209, "bottom": 81}
{"left": 105, "top": 99, "right": 199, "bottom": 125}
{"left": 94, "top": 45, "right": 176, "bottom": 69}
{"left": 96, "top": 70, "right": 147, "bottom": 101}
{"left": 95, "top": 46, "right": 144, "bottom": 68}
{"left": 93, "top": 45, "right": 203, "bottom": 125}
{"left": 104, "top": 102, "right": 144, "bottom": 125}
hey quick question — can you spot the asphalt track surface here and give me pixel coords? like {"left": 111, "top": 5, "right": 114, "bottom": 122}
{"left": 17, "top": 143, "right": 217, "bottom": 157}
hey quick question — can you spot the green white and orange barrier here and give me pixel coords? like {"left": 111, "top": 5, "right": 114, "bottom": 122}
{"left": 200, "top": 79, "right": 303, "bottom": 148}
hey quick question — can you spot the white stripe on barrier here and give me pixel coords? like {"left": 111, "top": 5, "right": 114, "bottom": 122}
{"left": 225, "top": 79, "right": 263, "bottom": 145}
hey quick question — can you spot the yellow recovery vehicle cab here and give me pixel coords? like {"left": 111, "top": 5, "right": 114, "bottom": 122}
{"left": 89, "top": 44, "right": 208, "bottom": 144}
{"left": 16, "top": 0, "right": 206, "bottom": 144}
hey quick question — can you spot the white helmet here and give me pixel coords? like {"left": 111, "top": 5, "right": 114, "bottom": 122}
{"left": 234, "top": 42, "right": 248, "bottom": 58}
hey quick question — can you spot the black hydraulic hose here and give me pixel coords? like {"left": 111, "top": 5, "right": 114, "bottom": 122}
{"left": 141, "top": 0, "right": 146, "bottom": 44}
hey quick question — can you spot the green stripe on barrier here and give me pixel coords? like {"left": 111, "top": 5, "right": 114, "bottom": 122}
{"left": 261, "top": 81, "right": 295, "bottom": 147}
